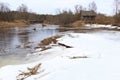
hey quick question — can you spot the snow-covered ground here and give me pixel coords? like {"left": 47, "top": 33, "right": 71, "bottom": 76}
{"left": 85, "top": 24, "right": 118, "bottom": 29}
{"left": 0, "top": 31, "right": 120, "bottom": 80}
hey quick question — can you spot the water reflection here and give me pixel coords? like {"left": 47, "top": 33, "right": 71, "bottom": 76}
{"left": 0, "top": 24, "right": 59, "bottom": 56}
{"left": 0, "top": 24, "right": 120, "bottom": 67}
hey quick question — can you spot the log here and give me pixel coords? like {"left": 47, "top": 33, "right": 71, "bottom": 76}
{"left": 58, "top": 43, "right": 72, "bottom": 48}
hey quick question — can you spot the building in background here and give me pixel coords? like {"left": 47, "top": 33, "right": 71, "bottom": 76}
{"left": 81, "top": 11, "right": 96, "bottom": 24}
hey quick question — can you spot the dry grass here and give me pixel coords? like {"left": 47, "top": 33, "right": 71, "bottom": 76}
{"left": 38, "top": 35, "right": 73, "bottom": 51}
{"left": 40, "top": 35, "right": 63, "bottom": 46}
{"left": 71, "top": 20, "right": 85, "bottom": 27}
{"left": 0, "top": 20, "right": 28, "bottom": 27}
{"left": 17, "top": 63, "right": 41, "bottom": 80}
{"left": 38, "top": 35, "right": 63, "bottom": 51}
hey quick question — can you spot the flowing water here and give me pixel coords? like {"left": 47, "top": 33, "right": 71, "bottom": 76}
{"left": 0, "top": 24, "right": 60, "bottom": 67}
{"left": 0, "top": 24, "right": 120, "bottom": 67}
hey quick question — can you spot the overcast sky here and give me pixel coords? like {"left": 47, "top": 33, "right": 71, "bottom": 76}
{"left": 0, "top": 0, "right": 114, "bottom": 15}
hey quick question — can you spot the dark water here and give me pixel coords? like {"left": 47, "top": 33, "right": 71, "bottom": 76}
{"left": 1, "top": 24, "right": 119, "bottom": 67}
{"left": 0, "top": 24, "right": 61, "bottom": 66}
{"left": 0, "top": 24, "right": 60, "bottom": 56}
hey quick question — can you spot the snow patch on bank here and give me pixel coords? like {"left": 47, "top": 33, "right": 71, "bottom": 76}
{"left": 0, "top": 32, "right": 120, "bottom": 80}
{"left": 85, "top": 24, "right": 118, "bottom": 29}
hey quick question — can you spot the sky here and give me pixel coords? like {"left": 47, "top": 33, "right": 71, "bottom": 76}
{"left": 0, "top": 0, "right": 115, "bottom": 15}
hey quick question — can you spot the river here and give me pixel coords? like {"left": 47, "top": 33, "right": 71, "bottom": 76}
{"left": 0, "top": 24, "right": 120, "bottom": 67}
{"left": 0, "top": 24, "right": 62, "bottom": 67}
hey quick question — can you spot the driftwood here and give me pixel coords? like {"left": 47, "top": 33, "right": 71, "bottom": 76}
{"left": 58, "top": 43, "right": 72, "bottom": 48}
{"left": 17, "top": 63, "right": 41, "bottom": 80}
{"left": 68, "top": 56, "right": 88, "bottom": 59}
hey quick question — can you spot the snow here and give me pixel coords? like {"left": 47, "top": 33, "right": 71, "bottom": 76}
{"left": 0, "top": 31, "right": 120, "bottom": 80}
{"left": 85, "top": 24, "right": 118, "bottom": 28}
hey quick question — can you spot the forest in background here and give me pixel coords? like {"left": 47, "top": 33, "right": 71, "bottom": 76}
{"left": 0, "top": 0, "right": 120, "bottom": 27}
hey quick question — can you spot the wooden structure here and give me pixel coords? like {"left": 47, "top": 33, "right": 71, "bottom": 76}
{"left": 81, "top": 11, "right": 96, "bottom": 24}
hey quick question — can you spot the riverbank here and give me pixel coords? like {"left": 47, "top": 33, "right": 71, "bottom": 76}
{"left": 0, "top": 20, "right": 28, "bottom": 28}
{"left": 0, "top": 31, "right": 120, "bottom": 80}
{"left": 57, "top": 24, "right": 120, "bottom": 31}
{"left": 0, "top": 24, "right": 60, "bottom": 67}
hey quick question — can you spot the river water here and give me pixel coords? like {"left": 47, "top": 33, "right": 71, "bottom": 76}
{"left": 0, "top": 24, "right": 120, "bottom": 67}
{"left": 0, "top": 24, "right": 62, "bottom": 67}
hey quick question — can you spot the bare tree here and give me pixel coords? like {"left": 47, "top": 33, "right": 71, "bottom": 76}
{"left": 56, "top": 9, "right": 74, "bottom": 26}
{"left": 74, "top": 5, "right": 83, "bottom": 14}
{"left": 114, "top": 0, "right": 120, "bottom": 15}
{"left": 0, "top": 3, "right": 12, "bottom": 21}
{"left": 113, "top": 0, "right": 120, "bottom": 26}
{"left": 74, "top": 5, "right": 84, "bottom": 20}
{"left": 17, "top": 4, "right": 28, "bottom": 12}
{"left": 88, "top": 1, "right": 97, "bottom": 12}
{"left": 0, "top": 2, "right": 10, "bottom": 12}
{"left": 16, "top": 4, "right": 29, "bottom": 20}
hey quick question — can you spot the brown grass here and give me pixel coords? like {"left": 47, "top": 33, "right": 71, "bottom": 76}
{"left": 0, "top": 20, "right": 28, "bottom": 27}
{"left": 39, "top": 35, "right": 63, "bottom": 51}
{"left": 38, "top": 35, "right": 73, "bottom": 51}
{"left": 17, "top": 63, "right": 41, "bottom": 80}
{"left": 40, "top": 35, "right": 63, "bottom": 46}
{"left": 70, "top": 20, "right": 85, "bottom": 27}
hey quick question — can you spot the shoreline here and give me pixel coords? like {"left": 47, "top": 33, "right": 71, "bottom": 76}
{"left": 57, "top": 24, "right": 120, "bottom": 31}
{"left": 0, "top": 20, "right": 29, "bottom": 28}
{"left": 0, "top": 32, "right": 120, "bottom": 80}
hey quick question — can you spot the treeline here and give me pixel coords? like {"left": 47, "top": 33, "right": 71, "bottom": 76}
{"left": 0, "top": 1, "right": 120, "bottom": 26}
{"left": 45, "top": 2, "right": 97, "bottom": 26}
{"left": 45, "top": 1, "right": 120, "bottom": 26}
{"left": 0, "top": 3, "right": 46, "bottom": 23}
{"left": 113, "top": 0, "right": 120, "bottom": 26}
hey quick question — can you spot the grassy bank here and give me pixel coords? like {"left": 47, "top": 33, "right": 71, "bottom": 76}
{"left": 70, "top": 20, "right": 85, "bottom": 27}
{"left": 0, "top": 20, "right": 28, "bottom": 28}
{"left": 59, "top": 20, "right": 85, "bottom": 27}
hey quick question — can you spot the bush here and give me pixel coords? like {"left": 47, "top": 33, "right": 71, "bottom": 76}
{"left": 71, "top": 20, "right": 85, "bottom": 27}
